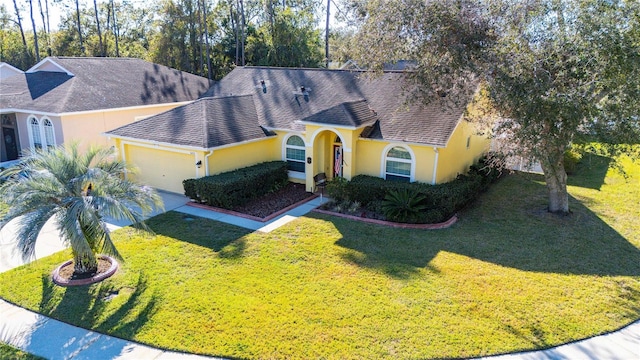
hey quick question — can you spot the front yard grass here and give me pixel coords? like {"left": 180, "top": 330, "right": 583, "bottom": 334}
{"left": 0, "top": 152, "right": 639, "bottom": 359}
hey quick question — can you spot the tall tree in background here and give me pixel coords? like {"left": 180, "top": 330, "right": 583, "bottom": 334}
{"left": 27, "top": 0, "right": 40, "bottom": 62}
{"left": 92, "top": 0, "right": 104, "bottom": 56}
{"left": 37, "top": 0, "right": 51, "bottom": 55}
{"left": 74, "top": 0, "right": 84, "bottom": 53}
{"left": 11, "top": 0, "right": 30, "bottom": 64}
{"left": 354, "top": 0, "right": 640, "bottom": 214}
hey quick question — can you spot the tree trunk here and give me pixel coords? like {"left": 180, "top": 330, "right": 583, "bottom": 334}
{"left": 325, "top": 0, "right": 330, "bottom": 67}
{"left": 28, "top": 0, "right": 40, "bottom": 62}
{"left": 75, "top": 0, "right": 84, "bottom": 54}
{"left": 12, "top": 0, "right": 30, "bottom": 64}
{"left": 37, "top": 0, "right": 50, "bottom": 56}
{"left": 201, "top": 0, "right": 212, "bottom": 80}
{"left": 73, "top": 251, "right": 98, "bottom": 276}
{"left": 539, "top": 151, "right": 570, "bottom": 214}
{"left": 93, "top": 0, "right": 104, "bottom": 56}
{"left": 110, "top": 0, "right": 120, "bottom": 57}
{"left": 238, "top": 0, "right": 246, "bottom": 66}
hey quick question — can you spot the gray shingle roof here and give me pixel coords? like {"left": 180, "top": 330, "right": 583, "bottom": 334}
{"left": 107, "top": 95, "right": 272, "bottom": 148}
{"left": 0, "top": 57, "right": 210, "bottom": 113}
{"left": 203, "top": 67, "right": 465, "bottom": 146}
{"left": 108, "top": 67, "right": 466, "bottom": 149}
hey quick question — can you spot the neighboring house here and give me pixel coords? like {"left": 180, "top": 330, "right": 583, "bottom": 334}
{"left": 106, "top": 67, "right": 490, "bottom": 194}
{"left": 0, "top": 57, "right": 210, "bottom": 165}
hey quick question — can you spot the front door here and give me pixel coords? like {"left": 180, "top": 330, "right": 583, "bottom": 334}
{"left": 2, "top": 126, "right": 19, "bottom": 161}
{"left": 333, "top": 145, "right": 343, "bottom": 178}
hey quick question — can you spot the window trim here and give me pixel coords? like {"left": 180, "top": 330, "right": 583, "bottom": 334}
{"left": 28, "top": 116, "right": 43, "bottom": 150}
{"left": 381, "top": 144, "right": 415, "bottom": 182}
{"left": 42, "top": 117, "right": 56, "bottom": 149}
{"left": 283, "top": 134, "right": 306, "bottom": 179}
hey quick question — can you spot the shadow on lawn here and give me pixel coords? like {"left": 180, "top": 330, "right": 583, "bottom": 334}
{"left": 329, "top": 173, "right": 640, "bottom": 278}
{"left": 567, "top": 153, "right": 612, "bottom": 190}
{"left": 145, "top": 211, "right": 252, "bottom": 257}
{"left": 38, "top": 272, "right": 158, "bottom": 339}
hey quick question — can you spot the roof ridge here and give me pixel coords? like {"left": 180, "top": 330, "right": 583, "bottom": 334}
{"left": 239, "top": 66, "right": 410, "bottom": 74}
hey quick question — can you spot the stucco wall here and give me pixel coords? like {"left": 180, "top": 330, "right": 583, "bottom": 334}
{"left": 206, "top": 138, "right": 278, "bottom": 176}
{"left": 62, "top": 104, "right": 187, "bottom": 150}
{"left": 435, "top": 120, "right": 490, "bottom": 183}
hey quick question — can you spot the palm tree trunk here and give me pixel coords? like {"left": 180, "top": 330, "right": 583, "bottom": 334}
{"left": 73, "top": 251, "right": 98, "bottom": 276}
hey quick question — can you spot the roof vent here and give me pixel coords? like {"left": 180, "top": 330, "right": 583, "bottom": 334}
{"left": 300, "top": 85, "right": 306, "bottom": 93}
{"left": 261, "top": 80, "right": 267, "bottom": 93}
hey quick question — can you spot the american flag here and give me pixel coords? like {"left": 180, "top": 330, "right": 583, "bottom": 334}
{"left": 335, "top": 150, "right": 342, "bottom": 176}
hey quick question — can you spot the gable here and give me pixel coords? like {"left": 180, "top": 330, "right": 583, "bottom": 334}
{"left": 0, "top": 63, "right": 24, "bottom": 80}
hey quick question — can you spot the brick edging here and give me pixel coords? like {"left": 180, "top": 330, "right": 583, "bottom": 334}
{"left": 312, "top": 209, "right": 458, "bottom": 229}
{"left": 186, "top": 194, "right": 320, "bottom": 223}
{"left": 52, "top": 255, "right": 119, "bottom": 286}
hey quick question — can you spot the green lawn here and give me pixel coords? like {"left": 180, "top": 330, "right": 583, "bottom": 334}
{"left": 0, "top": 344, "right": 44, "bottom": 360}
{"left": 0, "top": 152, "right": 639, "bottom": 359}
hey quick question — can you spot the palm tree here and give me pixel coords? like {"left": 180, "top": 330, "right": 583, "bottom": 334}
{"left": 0, "top": 144, "right": 163, "bottom": 277}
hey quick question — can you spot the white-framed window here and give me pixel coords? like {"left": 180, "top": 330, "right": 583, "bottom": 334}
{"left": 285, "top": 135, "right": 306, "bottom": 174}
{"left": 384, "top": 145, "right": 413, "bottom": 182}
{"left": 43, "top": 118, "right": 56, "bottom": 149}
{"left": 28, "top": 116, "right": 56, "bottom": 151}
{"left": 29, "top": 117, "right": 43, "bottom": 150}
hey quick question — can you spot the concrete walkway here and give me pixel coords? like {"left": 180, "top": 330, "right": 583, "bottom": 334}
{"left": 1, "top": 191, "right": 638, "bottom": 359}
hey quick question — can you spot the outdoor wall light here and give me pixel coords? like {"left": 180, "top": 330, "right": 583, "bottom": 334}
{"left": 307, "top": 157, "right": 312, "bottom": 164}
{"left": 196, "top": 160, "right": 202, "bottom": 168}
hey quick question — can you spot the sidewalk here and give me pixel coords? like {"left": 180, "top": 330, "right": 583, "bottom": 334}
{"left": 1, "top": 191, "right": 638, "bottom": 359}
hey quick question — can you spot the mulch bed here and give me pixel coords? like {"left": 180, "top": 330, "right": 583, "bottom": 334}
{"left": 229, "top": 182, "right": 314, "bottom": 218}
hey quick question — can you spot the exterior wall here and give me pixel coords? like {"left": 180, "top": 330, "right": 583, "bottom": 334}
{"left": 61, "top": 104, "right": 186, "bottom": 150}
{"left": 434, "top": 120, "right": 490, "bottom": 183}
{"left": 356, "top": 139, "right": 437, "bottom": 184}
{"left": 13, "top": 112, "right": 62, "bottom": 154}
{"left": 206, "top": 138, "right": 278, "bottom": 176}
{"left": 112, "top": 137, "right": 278, "bottom": 194}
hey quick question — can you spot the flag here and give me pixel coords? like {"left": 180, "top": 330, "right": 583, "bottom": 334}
{"left": 334, "top": 149, "right": 342, "bottom": 176}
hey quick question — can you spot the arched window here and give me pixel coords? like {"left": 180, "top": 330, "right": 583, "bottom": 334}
{"left": 30, "top": 117, "right": 43, "bottom": 150}
{"left": 384, "top": 146, "right": 412, "bottom": 182}
{"left": 43, "top": 118, "right": 55, "bottom": 149}
{"left": 285, "top": 135, "right": 306, "bottom": 173}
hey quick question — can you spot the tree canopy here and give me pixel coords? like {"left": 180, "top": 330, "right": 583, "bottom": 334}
{"left": 352, "top": 0, "right": 640, "bottom": 213}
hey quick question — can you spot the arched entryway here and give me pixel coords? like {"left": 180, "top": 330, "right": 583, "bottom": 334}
{"left": 309, "top": 129, "right": 345, "bottom": 191}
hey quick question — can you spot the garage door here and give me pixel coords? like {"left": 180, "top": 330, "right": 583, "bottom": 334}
{"left": 126, "top": 145, "right": 197, "bottom": 194}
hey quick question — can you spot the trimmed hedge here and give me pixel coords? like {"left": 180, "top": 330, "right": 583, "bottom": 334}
{"left": 183, "top": 161, "right": 288, "bottom": 208}
{"left": 327, "top": 156, "right": 503, "bottom": 224}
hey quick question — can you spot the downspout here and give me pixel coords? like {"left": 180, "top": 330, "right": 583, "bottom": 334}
{"left": 432, "top": 147, "right": 439, "bottom": 185}
{"left": 204, "top": 150, "right": 214, "bottom": 176}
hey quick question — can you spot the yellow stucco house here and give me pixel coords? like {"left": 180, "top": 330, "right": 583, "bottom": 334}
{"left": 0, "top": 57, "right": 210, "bottom": 166}
{"left": 106, "top": 67, "right": 490, "bottom": 194}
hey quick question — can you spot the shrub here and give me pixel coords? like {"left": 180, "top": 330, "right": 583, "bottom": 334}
{"left": 326, "top": 176, "right": 350, "bottom": 202}
{"left": 332, "top": 155, "right": 503, "bottom": 224}
{"left": 382, "top": 189, "right": 428, "bottom": 223}
{"left": 183, "top": 161, "right": 288, "bottom": 208}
